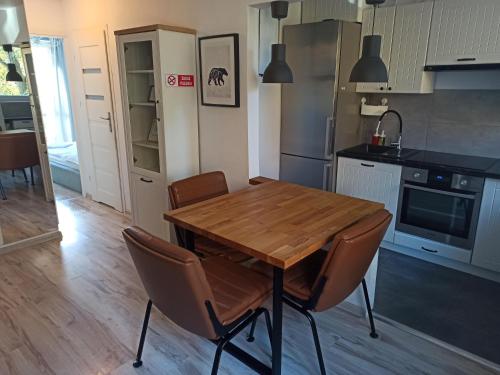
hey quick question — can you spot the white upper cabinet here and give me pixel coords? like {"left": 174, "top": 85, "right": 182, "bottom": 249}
{"left": 389, "top": 2, "right": 434, "bottom": 93}
{"left": 427, "top": 0, "right": 500, "bottom": 66}
{"left": 357, "top": 2, "right": 434, "bottom": 94}
{"left": 302, "top": 0, "right": 359, "bottom": 23}
{"left": 356, "top": 6, "right": 396, "bottom": 93}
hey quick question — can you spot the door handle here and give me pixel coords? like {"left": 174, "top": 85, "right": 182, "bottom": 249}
{"left": 100, "top": 112, "right": 113, "bottom": 133}
{"left": 140, "top": 178, "right": 153, "bottom": 183}
{"left": 322, "top": 164, "right": 332, "bottom": 191}
{"left": 361, "top": 163, "right": 375, "bottom": 168}
{"left": 324, "top": 116, "right": 334, "bottom": 159}
{"left": 456, "top": 57, "right": 476, "bottom": 62}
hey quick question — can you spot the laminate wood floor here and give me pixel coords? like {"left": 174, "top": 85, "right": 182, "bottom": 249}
{"left": 0, "top": 192, "right": 497, "bottom": 375}
{"left": 0, "top": 170, "right": 58, "bottom": 245}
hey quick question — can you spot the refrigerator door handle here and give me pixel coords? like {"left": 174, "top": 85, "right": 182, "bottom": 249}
{"left": 322, "top": 163, "right": 333, "bottom": 191}
{"left": 324, "top": 116, "right": 335, "bottom": 159}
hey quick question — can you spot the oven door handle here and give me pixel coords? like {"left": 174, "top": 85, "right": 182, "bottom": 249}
{"left": 403, "top": 183, "right": 477, "bottom": 199}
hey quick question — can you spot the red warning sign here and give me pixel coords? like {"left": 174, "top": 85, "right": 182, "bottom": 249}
{"left": 166, "top": 74, "right": 194, "bottom": 87}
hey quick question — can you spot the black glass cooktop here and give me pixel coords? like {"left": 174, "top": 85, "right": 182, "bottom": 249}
{"left": 406, "top": 150, "right": 497, "bottom": 172}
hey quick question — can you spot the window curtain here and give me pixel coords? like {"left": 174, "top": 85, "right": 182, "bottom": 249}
{"left": 30, "top": 36, "right": 74, "bottom": 145}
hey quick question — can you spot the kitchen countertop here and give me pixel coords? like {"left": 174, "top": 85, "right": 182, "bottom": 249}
{"left": 337, "top": 144, "right": 500, "bottom": 179}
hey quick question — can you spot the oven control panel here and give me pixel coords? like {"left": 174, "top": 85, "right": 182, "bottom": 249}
{"left": 402, "top": 167, "right": 484, "bottom": 193}
{"left": 451, "top": 174, "right": 484, "bottom": 192}
{"left": 402, "top": 167, "right": 428, "bottom": 184}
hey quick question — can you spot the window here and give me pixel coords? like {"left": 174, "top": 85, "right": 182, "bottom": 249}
{"left": 0, "top": 46, "right": 29, "bottom": 96}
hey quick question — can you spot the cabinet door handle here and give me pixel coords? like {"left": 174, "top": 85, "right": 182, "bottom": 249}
{"left": 421, "top": 246, "right": 438, "bottom": 253}
{"left": 140, "top": 178, "right": 153, "bottom": 183}
{"left": 457, "top": 57, "right": 476, "bottom": 62}
{"left": 361, "top": 163, "right": 375, "bottom": 168}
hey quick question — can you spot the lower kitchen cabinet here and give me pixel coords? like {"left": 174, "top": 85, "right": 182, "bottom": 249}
{"left": 336, "top": 157, "right": 402, "bottom": 243}
{"left": 130, "top": 173, "right": 169, "bottom": 240}
{"left": 472, "top": 179, "right": 500, "bottom": 272}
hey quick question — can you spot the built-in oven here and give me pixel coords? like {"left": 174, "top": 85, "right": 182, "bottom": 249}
{"left": 396, "top": 167, "right": 484, "bottom": 250}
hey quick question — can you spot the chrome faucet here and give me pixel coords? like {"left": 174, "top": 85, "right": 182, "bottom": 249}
{"left": 377, "top": 109, "right": 403, "bottom": 150}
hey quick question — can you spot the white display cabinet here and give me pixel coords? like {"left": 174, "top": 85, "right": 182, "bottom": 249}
{"left": 116, "top": 25, "right": 200, "bottom": 240}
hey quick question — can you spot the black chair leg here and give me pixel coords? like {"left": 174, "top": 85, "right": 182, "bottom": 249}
{"left": 263, "top": 308, "right": 273, "bottom": 348}
{"left": 30, "top": 167, "right": 35, "bottom": 186}
{"left": 362, "top": 278, "right": 378, "bottom": 339}
{"left": 133, "top": 300, "right": 152, "bottom": 368}
{"left": 0, "top": 178, "right": 6, "bottom": 200}
{"left": 246, "top": 316, "right": 258, "bottom": 342}
{"left": 11, "top": 170, "right": 14, "bottom": 177}
{"left": 211, "top": 340, "right": 226, "bottom": 375}
{"left": 303, "top": 310, "right": 326, "bottom": 375}
{"left": 246, "top": 308, "right": 273, "bottom": 347}
{"left": 22, "top": 169, "right": 28, "bottom": 183}
{"left": 284, "top": 298, "right": 326, "bottom": 375}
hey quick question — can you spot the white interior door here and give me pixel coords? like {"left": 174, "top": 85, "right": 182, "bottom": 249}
{"left": 76, "top": 29, "right": 122, "bottom": 211}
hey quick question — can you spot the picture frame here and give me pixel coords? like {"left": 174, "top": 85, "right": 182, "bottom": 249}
{"left": 147, "top": 118, "right": 158, "bottom": 143}
{"left": 198, "top": 33, "right": 240, "bottom": 108}
{"left": 148, "top": 85, "right": 155, "bottom": 102}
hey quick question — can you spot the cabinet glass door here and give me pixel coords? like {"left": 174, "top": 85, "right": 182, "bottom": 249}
{"left": 123, "top": 40, "right": 160, "bottom": 173}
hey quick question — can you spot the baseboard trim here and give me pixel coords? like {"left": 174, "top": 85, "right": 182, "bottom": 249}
{"left": 382, "top": 241, "right": 500, "bottom": 283}
{"left": 0, "top": 230, "right": 62, "bottom": 255}
{"left": 374, "top": 312, "right": 500, "bottom": 372}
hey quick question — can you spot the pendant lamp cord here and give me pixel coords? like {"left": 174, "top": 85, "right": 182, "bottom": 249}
{"left": 277, "top": 18, "right": 282, "bottom": 43}
{"left": 372, "top": 4, "right": 377, "bottom": 35}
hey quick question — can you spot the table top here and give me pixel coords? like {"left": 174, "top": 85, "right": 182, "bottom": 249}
{"left": 164, "top": 181, "right": 384, "bottom": 269}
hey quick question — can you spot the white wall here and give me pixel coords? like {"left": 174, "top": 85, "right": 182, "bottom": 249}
{"left": 23, "top": 0, "right": 64, "bottom": 36}
{"left": 254, "top": 2, "right": 302, "bottom": 179}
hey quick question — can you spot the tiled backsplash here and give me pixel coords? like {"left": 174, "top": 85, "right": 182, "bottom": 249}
{"left": 362, "top": 90, "right": 500, "bottom": 158}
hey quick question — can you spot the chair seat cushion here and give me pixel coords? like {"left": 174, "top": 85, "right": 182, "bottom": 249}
{"left": 252, "top": 250, "right": 327, "bottom": 302}
{"left": 202, "top": 257, "right": 272, "bottom": 326}
{"left": 195, "top": 236, "right": 252, "bottom": 263}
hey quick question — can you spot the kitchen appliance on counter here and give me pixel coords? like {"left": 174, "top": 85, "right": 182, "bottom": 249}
{"left": 279, "top": 20, "right": 362, "bottom": 190}
{"left": 396, "top": 166, "right": 484, "bottom": 251}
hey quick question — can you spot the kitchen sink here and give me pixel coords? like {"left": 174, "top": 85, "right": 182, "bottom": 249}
{"left": 353, "top": 144, "right": 419, "bottom": 159}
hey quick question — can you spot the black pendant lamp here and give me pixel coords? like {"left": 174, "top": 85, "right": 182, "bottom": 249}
{"left": 3, "top": 45, "right": 23, "bottom": 82}
{"left": 349, "top": 0, "right": 388, "bottom": 83}
{"left": 262, "top": 1, "right": 293, "bottom": 83}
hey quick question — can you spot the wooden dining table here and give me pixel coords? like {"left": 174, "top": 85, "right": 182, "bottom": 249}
{"left": 164, "top": 180, "right": 384, "bottom": 374}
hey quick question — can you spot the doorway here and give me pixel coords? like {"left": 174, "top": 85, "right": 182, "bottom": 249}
{"left": 30, "top": 36, "right": 82, "bottom": 195}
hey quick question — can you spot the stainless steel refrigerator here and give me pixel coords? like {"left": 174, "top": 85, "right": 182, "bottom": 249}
{"left": 280, "top": 20, "right": 362, "bottom": 191}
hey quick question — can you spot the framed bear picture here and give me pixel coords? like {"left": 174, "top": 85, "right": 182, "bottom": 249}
{"left": 199, "top": 34, "right": 240, "bottom": 107}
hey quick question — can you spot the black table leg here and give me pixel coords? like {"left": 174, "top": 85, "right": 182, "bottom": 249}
{"left": 272, "top": 267, "right": 284, "bottom": 375}
{"left": 185, "top": 230, "right": 195, "bottom": 251}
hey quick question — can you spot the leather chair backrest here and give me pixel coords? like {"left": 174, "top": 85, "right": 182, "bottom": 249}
{"left": 168, "top": 171, "right": 229, "bottom": 209}
{"left": 168, "top": 171, "right": 229, "bottom": 247}
{"left": 123, "top": 227, "right": 219, "bottom": 339}
{"left": 0, "top": 132, "right": 39, "bottom": 170}
{"left": 312, "top": 210, "right": 392, "bottom": 312}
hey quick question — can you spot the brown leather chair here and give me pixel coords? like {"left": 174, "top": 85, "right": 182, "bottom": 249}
{"left": 251, "top": 209, "right": 392, "bottom": 375}
{"left": 123, "top": 226, "right": 273, "bottom": 374}
{"left": 0, "top": 131, "right": 40, "bottom": 199}
{"left": 168, "top": 171, "right": 251, "bottom": 263}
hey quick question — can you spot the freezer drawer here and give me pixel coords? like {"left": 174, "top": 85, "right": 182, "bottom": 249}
{"left": 280, "top": 153, "right": 332, "bottom": 190}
